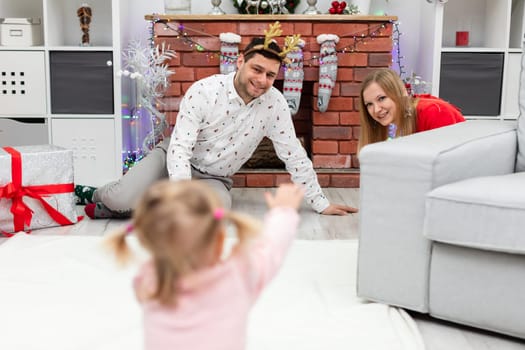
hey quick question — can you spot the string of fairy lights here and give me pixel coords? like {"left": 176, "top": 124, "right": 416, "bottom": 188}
{"left": 147, "top": 17, "right": 397, "bottom": 67}
{"left": 391, "top": 21, "right": 407, "bottom": 79}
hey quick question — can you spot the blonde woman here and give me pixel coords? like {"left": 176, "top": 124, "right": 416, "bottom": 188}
{"left": 358, "top": 68, "right": 465, "bottom": 151}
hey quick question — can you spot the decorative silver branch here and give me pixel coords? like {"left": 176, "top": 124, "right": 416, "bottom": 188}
{"left": 119, "top": 41, "right": 176, "bottom": 153}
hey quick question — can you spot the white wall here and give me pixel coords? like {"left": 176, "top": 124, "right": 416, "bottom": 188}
{"left": 121, "top": 0, "right": 434, "bottom": 83}
{"left": 369, "top": 0, "right": 425, "bottom": 81}
{"left": 120, "top": 0, "right": 163, "bottom": 45}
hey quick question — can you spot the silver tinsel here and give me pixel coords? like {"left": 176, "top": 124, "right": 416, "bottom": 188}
{"left": 120, "top": 41, "right": 176, "bottom": 154}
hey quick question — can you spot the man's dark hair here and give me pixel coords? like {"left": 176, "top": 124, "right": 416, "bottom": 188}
{"left": 243, "top": 37, "right": 283, "bottom": 63}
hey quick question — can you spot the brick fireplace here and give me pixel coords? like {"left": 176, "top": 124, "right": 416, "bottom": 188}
{"left": 146, "top": 14, "right": 397, "bottom": 187}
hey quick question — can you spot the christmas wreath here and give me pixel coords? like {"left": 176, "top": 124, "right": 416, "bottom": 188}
{"left": 233, "top": 0, "right": 300, "bottom": 14}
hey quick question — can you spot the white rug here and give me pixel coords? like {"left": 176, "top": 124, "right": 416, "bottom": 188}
{"left": 0, "top": 234, "right": 425, "bottom": 350}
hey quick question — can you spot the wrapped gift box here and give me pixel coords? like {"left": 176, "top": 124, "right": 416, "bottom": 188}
{"left": 0, "top": 145, "right": 78, "bottom": 235}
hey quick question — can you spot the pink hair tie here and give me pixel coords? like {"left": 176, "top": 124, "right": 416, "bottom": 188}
{"left": 213, "top": 208, "right": 225, "bottom": 220}
{"left": 125, "top": 224, "right": 134, "bottom": 235}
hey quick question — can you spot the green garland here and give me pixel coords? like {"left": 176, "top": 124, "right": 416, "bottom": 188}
{"left": 233, "top": 0, "right": 299, "bottom": 14}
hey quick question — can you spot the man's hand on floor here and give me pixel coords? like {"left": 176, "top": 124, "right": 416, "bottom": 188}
{"left": 321, "top": 204, "right": 358, "bottom": 216}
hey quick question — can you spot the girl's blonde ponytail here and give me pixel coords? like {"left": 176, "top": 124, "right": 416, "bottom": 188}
{"left": 225, "top": 211, "right": 261, "bottom": 248}
{"left": 104, "top": 225, "right": 133, "bottom": 266}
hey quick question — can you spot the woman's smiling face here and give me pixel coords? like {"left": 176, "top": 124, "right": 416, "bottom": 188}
{"left": 362, "top": 82, "right": 397, "bottom": 126}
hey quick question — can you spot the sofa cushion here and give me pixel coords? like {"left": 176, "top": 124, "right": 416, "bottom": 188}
{"left": 423, "top": 172, "right": 525, "bottom": 254}
{"left": 429, "top": 242, "right": 525, "bottom": 339}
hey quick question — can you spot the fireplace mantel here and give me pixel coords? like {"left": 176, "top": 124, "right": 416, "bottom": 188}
{"left": 146, "top": 14, "right": 397, "bottom": 188}
{"left": 145, "top": 14, "right": 397, "bottom": 22}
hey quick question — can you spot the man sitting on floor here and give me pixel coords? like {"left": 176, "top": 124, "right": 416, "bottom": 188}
{"left": 78, "top": 23, "right": 357, "bottom": 218}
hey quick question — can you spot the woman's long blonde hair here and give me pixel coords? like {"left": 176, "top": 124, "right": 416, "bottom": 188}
{"left": 105, "top": 179, "right": 260, "bottom": 306}
{"left": 358, "top": 68, "right": 418, "bottom": 151}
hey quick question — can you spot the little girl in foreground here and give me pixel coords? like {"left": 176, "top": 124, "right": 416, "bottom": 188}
{"left": 106, "top": 180, "right": 304, "bottom": 350}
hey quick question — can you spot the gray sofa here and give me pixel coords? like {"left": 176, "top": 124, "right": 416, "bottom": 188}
{"left": 356, "top": 117, "right": 525, "bottom": 338}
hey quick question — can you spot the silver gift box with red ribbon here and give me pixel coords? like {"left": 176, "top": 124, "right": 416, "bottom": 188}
{"left": 0, "top": 145, "right": 78, "bottom": 236}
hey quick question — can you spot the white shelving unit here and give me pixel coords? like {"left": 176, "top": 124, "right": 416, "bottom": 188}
{"left": 0, "top": 0, "right": 122, "bottom": 187}
{"left": 425, "top": 0, "right": 525, "bottom": 119}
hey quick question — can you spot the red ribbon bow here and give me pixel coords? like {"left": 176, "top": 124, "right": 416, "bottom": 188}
{"left": 0, "top": 147, "right": 77, "bottom": 237}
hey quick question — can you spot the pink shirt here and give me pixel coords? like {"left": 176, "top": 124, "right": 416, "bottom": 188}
{"left": 134, "top": 207, "right": 300, "bottom": 350}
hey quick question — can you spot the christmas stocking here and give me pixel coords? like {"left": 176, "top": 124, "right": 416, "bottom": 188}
{"left": 283, "top": 39, "right": 305, "bottom": 115}
{"left": 316, "top": 34, "right": 339, "bottom": 112}
{"left": 219, "top": 32, "right": 241, "bottom": 75}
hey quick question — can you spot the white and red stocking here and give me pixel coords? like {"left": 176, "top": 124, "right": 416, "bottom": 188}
{"left": 316, "top": 34, "right": 339, "bottom": 112}
{"left": 283, "top": 39, "right": 305, "bottom": 115}
{"left": 219, "top": 32, "right": 241, "bottom": 75}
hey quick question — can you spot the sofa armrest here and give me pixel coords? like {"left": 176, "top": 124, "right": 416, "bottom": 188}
{"left": 357, "top": 120, "right": 517, "bottom": 312}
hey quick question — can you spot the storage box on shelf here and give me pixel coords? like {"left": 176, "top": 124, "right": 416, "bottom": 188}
{"left": 0, "top": 18, "right": 42, "bottom": 46}
{"left": 0, "top": 0, "right": 122, "bottom": 187}
{"left": 424, "top": 0, "right": 525, "bottom": 119}
{"left": 49, "top": 51, "right": 115, "bottom": 115}
{"left": 0, "top": 50, "right": 46, "bottom": 115}
{"left": 0, "top": 118, "right": 49, "bottom": 145}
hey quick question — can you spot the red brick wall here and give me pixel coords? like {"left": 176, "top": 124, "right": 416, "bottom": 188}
{"left": 149, "top": 15, "right": 395, "bottom": 187}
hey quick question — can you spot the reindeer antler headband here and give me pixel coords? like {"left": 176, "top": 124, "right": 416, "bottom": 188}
{"left": 243, "top": 22, "right": 301, "bottom": 65}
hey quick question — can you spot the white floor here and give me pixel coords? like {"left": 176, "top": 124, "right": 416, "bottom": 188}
{"left": 2, "top": 188, "right": 525, "bottom": 350}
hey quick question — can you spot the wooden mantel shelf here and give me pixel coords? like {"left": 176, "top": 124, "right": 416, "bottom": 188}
{"left": 145, "top": 14, "right": 397, "bottom": 22}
